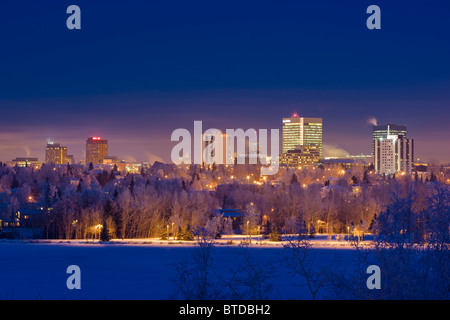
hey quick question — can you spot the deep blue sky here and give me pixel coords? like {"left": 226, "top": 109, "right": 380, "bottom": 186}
{"left": 0, "top": 0, "right": 449, "bottom": 163}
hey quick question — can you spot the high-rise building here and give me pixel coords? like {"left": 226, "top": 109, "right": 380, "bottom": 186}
{"left": 86, "top": 137, "right": 108, "bottom": 165}
{"left": 45, "top": 142, "right": 68, "bottom": 164}
{"left": 281, "top": 115, "right": 322, "bottom": 166}
{"left": 282, "top": 115, "right": 322, "bottom": 155}
{"left": 374, "top": 134, "right": 414, "bottom": 175}
{"left": 372, "top": 124, "right": 407, "bottom": 156}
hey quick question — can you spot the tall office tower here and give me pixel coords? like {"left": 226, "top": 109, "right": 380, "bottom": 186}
{"left": 282, "top": 115, "right": 323, "bottom": 155}
{"left": 45, "top": 142, "right": 68, "bottom": 164}
{"left": 86, "top": 137, "right": 108, "bottom": 165}
{"left": 372, "top": 124, "right": 407, "bottom": 156}
{"left": 374, "top": 135, "right": 414, "bottom": 175}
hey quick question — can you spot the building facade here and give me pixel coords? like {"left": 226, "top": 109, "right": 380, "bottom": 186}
{"left": 279, "top": 145, "right": 321, "bottom": 168}
{"left": 45, "top": 142, "right": 68, "bottom": 164}
{"left": 372, "top": 124, "right": 407, "bottom": 156}
{"left": 9, "top": 157, "right": 42, "bottom": 168}
{"left": 374, "top": 135, "right": 414, "bottom": 175}
{"left": 282, "top": 116, "right": 322, "bottom": 155}
{"left": 281, "top": 116, "right": 322, "bottom": 167}
{"left": 86, "top": 137, "right": 108, "bottom": 165}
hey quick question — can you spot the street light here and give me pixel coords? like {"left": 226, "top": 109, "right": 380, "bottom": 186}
{"left": 247, "top": 220, "right": 250, "bottom": 244}
{"left": 347, "top": 226, "right": 350, "bottom": 242}
{"left": 167, "top": 225, "right": 170, "bottom": 241}
{"left": 172, "top": 222, "right": 175, "bottom": 240}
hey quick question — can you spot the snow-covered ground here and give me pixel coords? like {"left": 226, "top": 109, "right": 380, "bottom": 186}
{"left": 4, "top": 233, "right": 373, "bottom": 248}
{"left": 0, "top": 236, "right": 362, "bottom": 300}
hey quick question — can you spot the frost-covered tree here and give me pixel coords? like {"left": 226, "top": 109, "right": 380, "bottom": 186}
{"left": 240, "top": 203, "right": 261, "bottom": 236}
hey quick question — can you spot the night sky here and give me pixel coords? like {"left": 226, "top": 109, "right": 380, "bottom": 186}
{"left": 0, "top": 0, "right": 449, "bottom": 164}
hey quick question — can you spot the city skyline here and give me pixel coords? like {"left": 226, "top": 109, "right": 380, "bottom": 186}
{"left": 0, "top": 117, "right": 434, "bottom": 167}
{"left": 1, "top": 1, "right": 449, "bottom": 164}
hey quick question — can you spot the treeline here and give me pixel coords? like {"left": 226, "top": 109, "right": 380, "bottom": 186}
{"left": 0, "top": 162, "right": 448, "bottom": 243}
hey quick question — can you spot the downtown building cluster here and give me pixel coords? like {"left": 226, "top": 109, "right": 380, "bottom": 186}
{"left": 4, "top": 137, "right": 145, "bottom": 173}
{"left": 279, "top": 114, "right": 414, "bottom": 176}
{"left": 44, "top": 137, "right": 109, "bottom": 166}
{"left": 3, "top": 118, "right": 415, "bottom": 177}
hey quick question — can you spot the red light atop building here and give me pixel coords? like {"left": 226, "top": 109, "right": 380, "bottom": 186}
{"left": 292, "top": 113, "right": 298, "bottom": 118}
{"left": 92, "top": 137, "right": 101, "bottom": 140}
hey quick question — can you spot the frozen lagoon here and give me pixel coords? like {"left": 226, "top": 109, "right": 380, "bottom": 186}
{"left": 0, "top": 238, "right": 359, "bottom": 300}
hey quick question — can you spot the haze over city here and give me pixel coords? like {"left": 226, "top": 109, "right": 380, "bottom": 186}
{"left": 1, "top": 0, "right": 449, "bottom": 164}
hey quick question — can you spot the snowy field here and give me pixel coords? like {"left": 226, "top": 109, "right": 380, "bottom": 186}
{"left": 0, "top": 236, "right": 362, "bottom": 300}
